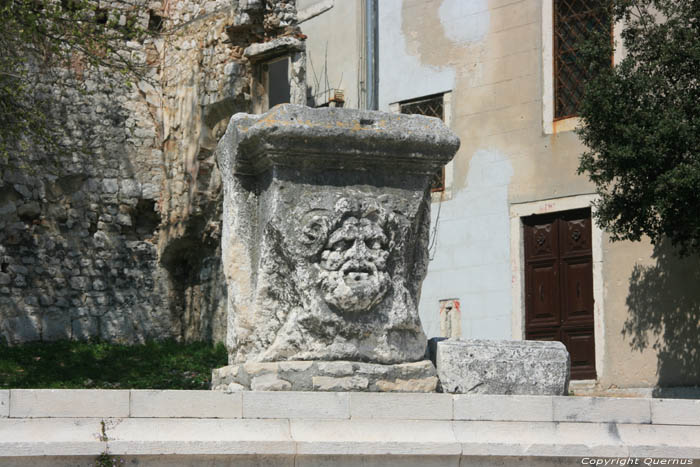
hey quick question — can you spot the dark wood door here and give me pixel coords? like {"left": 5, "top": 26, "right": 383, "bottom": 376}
{"left": 523, "top": 208, "right": 596, "bottom": 380}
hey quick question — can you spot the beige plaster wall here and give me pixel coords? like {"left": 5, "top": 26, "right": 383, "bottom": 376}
{"left": 380, "top": 0, "right": 699, "bottom": 391}
{"left": 302, "top": 0, "right": 700, "bottom": 391}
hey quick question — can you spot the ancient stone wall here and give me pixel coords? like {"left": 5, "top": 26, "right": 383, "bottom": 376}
{"left": 0, "top": 0, "right": 302, "bottom": 345}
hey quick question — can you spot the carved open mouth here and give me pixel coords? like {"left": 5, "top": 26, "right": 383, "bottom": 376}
{"left": 341, "top": 263, "right": 375, "bottom": 282}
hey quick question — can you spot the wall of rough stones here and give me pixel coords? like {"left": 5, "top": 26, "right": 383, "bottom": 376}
{"left": 0, "top": 0, "right": 302, "bottom": 345}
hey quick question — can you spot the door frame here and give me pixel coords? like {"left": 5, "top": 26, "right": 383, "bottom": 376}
{"left": 510, "top": 194, "right": 605, "bottom": 383}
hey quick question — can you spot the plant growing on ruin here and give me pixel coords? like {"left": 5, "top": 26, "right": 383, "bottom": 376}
{"left": 0, "top": 0, "right": 154, "bottom": 161}
{"left": 577, "top": 0, "right": 700, "bottom": 255}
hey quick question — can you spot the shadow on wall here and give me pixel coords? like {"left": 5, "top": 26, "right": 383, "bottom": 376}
{"left": 623, "top": 240, "right": 700, "bottom": 397}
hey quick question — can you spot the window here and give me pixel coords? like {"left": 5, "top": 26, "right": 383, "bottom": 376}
{"left": 553, "top": 0, "right": 609, "bottom": 119}
{"left": 265, "top": 57, "right": 291, "bottom": 109}
{"left": 399, "top": 93, "right": 446, "bottom": 192}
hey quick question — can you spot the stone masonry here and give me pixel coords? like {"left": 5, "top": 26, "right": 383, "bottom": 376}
{"left": 211, "top": 105, "right": 459, "bottom": 391}
{"left": 0, "top": 0, "right": 303, "bottom": 345}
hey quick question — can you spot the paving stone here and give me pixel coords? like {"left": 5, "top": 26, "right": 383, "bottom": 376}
{"left": 349, "top": 393, "right": 452, "bottom": 420}
{"left": 130, "top": 390, "right": 242, "bottom": 418}
{"left": 243, "top": 392, "right": 349, "bottom": 419}
{"left": 454, "top": 394, "right": 553, "bottom": 421}
{"left": 552, "top": 396, "right": 651, "bottom": 424}
{"left": 10, "top": 389, "right": 129, "bottom": 418}
{"left": 651, "top": 398, "right": 700, "bottom": 426}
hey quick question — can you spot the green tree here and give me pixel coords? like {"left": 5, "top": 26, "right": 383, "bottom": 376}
{"left": 0, "top": 0, "right": 152, "bottom": 160}
{"left": 577, "top": 0, "right": 700, "bottom": 255}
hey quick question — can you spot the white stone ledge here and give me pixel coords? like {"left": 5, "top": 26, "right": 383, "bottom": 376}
{"left": 3, "top": 390, "right": 699, "bottom": 427}
{"left": 552, "top": 396, "right": 652, "bottom": 424}
{"left": 1, "top": 418, "right": 700, "bottom": 459}
{"left": 651, "top": 398, "right": 700, "bottom": 425}
{"left": 106, "top": 419, "right": 295, "bottom": 455}
{"left": 130, "top": 390, "right": 242, "bottom": 418}
{"left": 242, "top": 391, "right": 350, "bottom": 419}
{"left": 0, "top": 390, "right": 8, "bottom": 417}
{"left": 454, "top": 394, "right": 552, "bottom": 422}
{"left": 9, "top": 389, "right": 130, "bottom": 418}
{"left": 0, "top": 418, "right": 106, "bottom": 456}
{"left": 349, "top": 392, "right": 453, "bottom": 420}
{"left": 291, "top": 419, "right": 461, "bottom": 456}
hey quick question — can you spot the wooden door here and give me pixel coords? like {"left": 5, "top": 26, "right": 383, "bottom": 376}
{"left": 523, "top": 208, "right": 596, "bottom": 380}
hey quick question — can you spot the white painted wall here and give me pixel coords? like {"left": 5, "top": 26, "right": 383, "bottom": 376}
{"left": 378, "top": 0, "right": 513, "bottom": 340}
{"left": 419, "top": 150, "right": 513, "bottom": 339}
{"left": 377, "top": 0, "right": 455, "bottom": 111}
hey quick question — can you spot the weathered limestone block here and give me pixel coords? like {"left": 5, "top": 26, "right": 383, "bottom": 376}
{"left": 211, "top": 360, "right": 438, "bottom": 392}
{"left": 436, "top": 339, "right": 570, "bottom": 395}
{"left": 214, "top": 104, "right": 458, "bottom": 385}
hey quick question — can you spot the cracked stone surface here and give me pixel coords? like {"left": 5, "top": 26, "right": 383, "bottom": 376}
{"left": 436, "top": 339, "right": 571, "bottom": 395}
{"left": 214, "top": 104, "right": 459, "bottom": 372}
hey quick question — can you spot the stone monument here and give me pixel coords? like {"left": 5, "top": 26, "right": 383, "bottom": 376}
{"left": 211, "top": 104, "right": 459, "bottom": 392}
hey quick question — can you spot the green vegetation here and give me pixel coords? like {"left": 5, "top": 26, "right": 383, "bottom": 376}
{"left": 0, "top": 340, "right": 227, "bottom": 389}
{"left": 577, "top": 0, "right": 700, "bottom": 255}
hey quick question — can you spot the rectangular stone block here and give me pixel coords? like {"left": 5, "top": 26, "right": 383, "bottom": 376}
{"left": 651, "top": 398, "right": 700, "bottom": 426}
{"left": 453, "top": 420, "right": 629, "bottom": 458}
{"left": 454, "top": 395, "right": 553, "bottom": 422}
{"left": 349, "top": 393, "right": 452, "bottom": 420}
{"left": 242, "top": 392, "right": 349, "bottom": 419}
{"left": 0, "top": 418, "right": 106, "bottom": 456}
{"left": 291, "top": 419, "right": 461, "bottom": 456}
{"left": 106, "top": 418, "right": 294, "bottom": 456}
{"left": 10, "top": 389, "right": 129, "bottom": 418}
{"left": 130, "top": 390, "right": 242, "bottom": 418}
{"left": 617, "top": 423, "right": 700, "bottom": 458}
{"left": 0, "top": 391, "right": 8, "bottom": 417}
{"left": 436, "top": 339, "right": 570, "bottom": 395}
{"left": 553, "top": 396, "right": 651, "bottom": 424}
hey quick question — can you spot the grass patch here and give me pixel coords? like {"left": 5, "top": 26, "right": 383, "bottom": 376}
{"left": 0, "top": 340, "right": 227, "bottom": 389}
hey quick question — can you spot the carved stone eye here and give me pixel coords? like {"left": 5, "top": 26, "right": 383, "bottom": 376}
{"left": 299, "top": 216, "right": 328, "bottom": 246}
{"left": 366, "top": 239, "right": 382, "bottom": 250}
{"left": 333, "top": 239, "right": 352, "bottom": 252}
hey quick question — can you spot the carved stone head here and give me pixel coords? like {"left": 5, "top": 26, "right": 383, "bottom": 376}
{"left": 316, "top": 197, "right": 392, "bottom": 312}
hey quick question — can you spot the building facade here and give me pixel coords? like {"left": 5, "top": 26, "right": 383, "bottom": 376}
{"left": 299, "top": 0, "right": 700, "bottom": 395}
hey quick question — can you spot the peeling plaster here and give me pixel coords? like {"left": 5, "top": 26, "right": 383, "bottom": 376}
{"left": 377, "top": 0, "right": 455, "bottom": 110}
{"left": 438, "top": 0, "right": 489, "bottom": 44}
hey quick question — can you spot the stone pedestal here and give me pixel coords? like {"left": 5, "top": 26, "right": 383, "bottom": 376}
{"left": 436, "top": 339, "right": 570, "bottom": 395}
{"left": 212, "top": 360, "right": 438, "bottom": 392}
{"left": 213, "top": 105, "right": 459, "bottom": 390}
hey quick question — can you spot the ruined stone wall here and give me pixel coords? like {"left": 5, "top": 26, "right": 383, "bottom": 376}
{"left": 0, "top": 0, "right": 302, "bottom": 345}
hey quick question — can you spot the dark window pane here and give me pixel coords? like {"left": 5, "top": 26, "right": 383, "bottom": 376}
{"left": 267, "top": 58, "right": 290, "bottom": 108}
{"left": 554, "top": 0, "right": 609, "bottom": 119}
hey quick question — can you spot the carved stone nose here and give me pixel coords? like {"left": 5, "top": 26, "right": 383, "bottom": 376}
{"left": 347, "top": 239, "right": 368, "bottom": 258}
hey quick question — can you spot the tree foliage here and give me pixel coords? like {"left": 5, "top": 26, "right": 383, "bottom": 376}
{"left": 0, "top": 0, "right": 152, "bottom": 160}
{"left": 577, "top": 0, "right": 700, "bottom": 255}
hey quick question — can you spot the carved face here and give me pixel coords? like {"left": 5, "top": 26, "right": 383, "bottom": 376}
{"left": 317, "top": 216, "right": 391, "bottom": 312}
